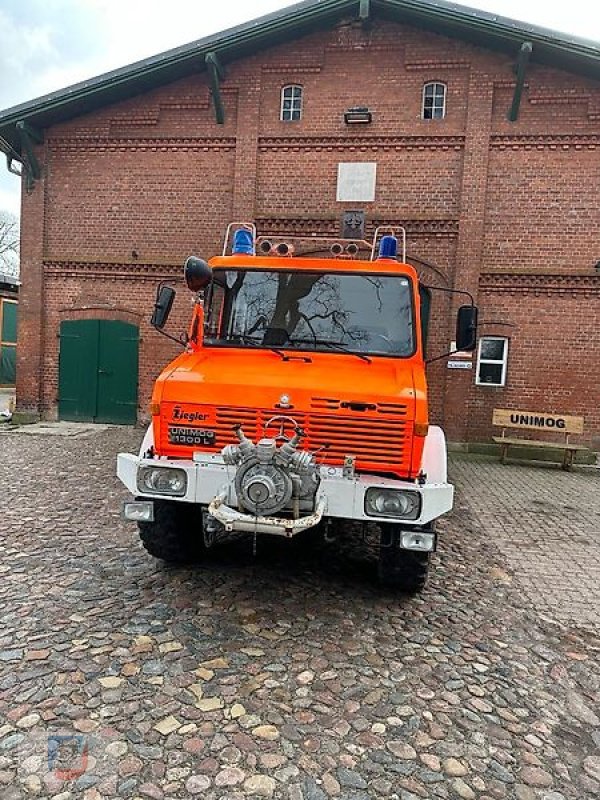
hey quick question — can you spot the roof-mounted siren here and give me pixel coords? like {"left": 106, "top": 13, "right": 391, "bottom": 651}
{"left": 232, "top": 229, "right": 254, "bottom": 255}
{"left": 222, "top": 222, "right": 257, "bottom": 256}
{"left": 378, "top": 235, "right": 397, "bottom": 259}
{"left": 371, "top": 226, "right": 407, "bottom": 262}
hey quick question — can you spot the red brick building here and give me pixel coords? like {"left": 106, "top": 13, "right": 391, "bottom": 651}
{"left": 0, "top": 0, "right": 599, "bottom": 444}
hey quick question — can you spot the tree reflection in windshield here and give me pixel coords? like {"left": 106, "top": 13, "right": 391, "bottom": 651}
{"left": 206, "top": 269, "right": 414, "bottom": 357}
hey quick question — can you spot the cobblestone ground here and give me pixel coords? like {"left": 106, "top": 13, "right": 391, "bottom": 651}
{"left": 0, "top": 427, "right": 598, "bottom": 800}
{"left": 450, "top": 457, "right": 600, "bottom": 632}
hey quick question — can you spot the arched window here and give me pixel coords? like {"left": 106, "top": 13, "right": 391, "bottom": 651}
{"left": 280, "top": 85, "right": 303, "bottom": 122}
{"left": 422, "top": 82, "right": 447, "bottom": 120}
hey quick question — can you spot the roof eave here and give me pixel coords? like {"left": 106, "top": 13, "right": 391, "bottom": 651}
{"left": 0, "top": 0, "right": 352, "bottom": 155}
{"left": 0, "top": 0, "right": 598, "bottom": 158}
{"left": 378, "top": 0, "right": 600, "bottom": 76}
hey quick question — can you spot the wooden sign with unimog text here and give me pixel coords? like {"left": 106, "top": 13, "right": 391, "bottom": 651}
{"left": 492, "top": 409, "right": 584, "bottom": 435}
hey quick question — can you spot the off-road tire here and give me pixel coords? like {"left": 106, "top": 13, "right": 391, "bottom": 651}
{"left": 137, "top": 499, "right": 205, "bottom": 563}
{"left": 378, "top": 525, "right": 430, "bottom": 594}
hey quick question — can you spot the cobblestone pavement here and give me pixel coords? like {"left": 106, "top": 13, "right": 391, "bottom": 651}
{"left": 0, "top": 427, "right": 599, "bottom": 800}
{"left": 449, "top": 456, "right": 600, "bottom": 632}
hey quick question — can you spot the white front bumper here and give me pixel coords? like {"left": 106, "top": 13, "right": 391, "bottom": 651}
{"left": 117, "top": 451, "right": 454, "bottom": 532}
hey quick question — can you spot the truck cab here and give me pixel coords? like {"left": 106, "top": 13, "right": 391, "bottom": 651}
{"left": 117, "top": 225, "right": 477, "bottom": 594}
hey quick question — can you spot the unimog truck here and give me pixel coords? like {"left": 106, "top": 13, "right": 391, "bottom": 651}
{"left": 117, "top": 224, "right": 478, "bottom": 593}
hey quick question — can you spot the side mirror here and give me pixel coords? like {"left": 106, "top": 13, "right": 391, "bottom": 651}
{"left": 185, "top": 256, "right": 212, "bottom": 292}
{"left": 456, "top": 305, "right": 478, "bottom": 352}
{"left": 151, "top": 285, "right": 176, "bottom": 330}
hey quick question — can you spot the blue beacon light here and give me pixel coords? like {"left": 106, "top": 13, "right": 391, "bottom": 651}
{"left": 378, "top": 235, "right": 398, "bottom": 259}
{"left": 232, "top": 229, "right": 255, "bottom": 255}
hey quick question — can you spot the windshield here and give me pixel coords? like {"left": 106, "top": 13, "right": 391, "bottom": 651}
{"left": 205, "top": 269, "right": 415, "bottom": 357}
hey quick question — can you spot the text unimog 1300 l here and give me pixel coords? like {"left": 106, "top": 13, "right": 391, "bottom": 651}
{"left": 118, "top": 225, "right": 478, "bottom": 594}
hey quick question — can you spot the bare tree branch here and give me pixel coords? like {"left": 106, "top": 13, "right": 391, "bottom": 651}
{"left": 0, "top": 212, "right": 19, "bottom": 279}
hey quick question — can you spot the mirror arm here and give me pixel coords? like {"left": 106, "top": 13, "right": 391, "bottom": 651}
{"left": 420, "top": 284, "right": 475, "bottom": 306}
{"left": 151, "top": 325, "right": 188, "bottom": 349}
{"left": 426, "top": 347, "right": 465, "bottom": 365}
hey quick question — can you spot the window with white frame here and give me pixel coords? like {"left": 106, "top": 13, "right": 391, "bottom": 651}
{"left": 476, "top": 336, "right": 509, "bottom": 387}
{"left": 280, "top": 85, "right": 303, "bottom": 122}
{"left": 422, "top": 82, "right": 447, "bottom": 120}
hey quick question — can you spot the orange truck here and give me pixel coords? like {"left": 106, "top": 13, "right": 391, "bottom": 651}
{"left": 117, "top": 224, "right": 478, "bottom": 593}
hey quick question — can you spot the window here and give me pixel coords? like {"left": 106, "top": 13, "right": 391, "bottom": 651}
{"left": 476, "top": 337, "right": 509, "bottom": 387}
{"left": 422, "top": 82, "right": 447, "bottom": 120}
{"left": 280, "top": 85, "right": 303, "bottom": 122}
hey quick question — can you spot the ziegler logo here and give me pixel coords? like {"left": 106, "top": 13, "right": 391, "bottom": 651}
{"left": 172, "top": 406, "right": 208, "bottom": 423}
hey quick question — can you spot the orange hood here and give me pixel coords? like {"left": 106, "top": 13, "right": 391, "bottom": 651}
{"left": 152, "top": 348, "right": 428, "bottom": 478}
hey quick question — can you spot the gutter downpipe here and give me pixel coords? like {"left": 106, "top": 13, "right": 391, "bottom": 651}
{"left": 205, "top": 51, "right": 225, "bottom": 125}
{"left": 508, "top": 42, "right": 533, "bottom": 122}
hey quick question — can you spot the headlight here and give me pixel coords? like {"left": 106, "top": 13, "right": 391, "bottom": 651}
{"left": 137, "top": 467, "right": 187, "bottom": 497}
{"left": 364, "top": 488, "right": 421, "bottom": 520}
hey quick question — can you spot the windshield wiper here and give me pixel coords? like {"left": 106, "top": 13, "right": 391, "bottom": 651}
{"left": 286, "top": 337, "right": 371, "bottom": 363}
{"left": 207, "top": 333, "right": 289, "bottom": 361}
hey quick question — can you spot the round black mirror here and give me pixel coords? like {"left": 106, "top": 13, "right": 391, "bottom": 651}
{"left": 184, "top": 256, "right": 212, "bottom": 292}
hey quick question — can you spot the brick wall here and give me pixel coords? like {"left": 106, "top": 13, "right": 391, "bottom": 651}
{"left": 15, "top": 16, "right": 600, "bottom": 444}
{"left": 465, "top": 277, "right": 600, "bottom": 449}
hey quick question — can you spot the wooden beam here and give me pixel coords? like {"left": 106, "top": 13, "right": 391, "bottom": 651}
{"left": 205, "top": 51, "right": 225, "bottom": 125}
{"left": 16, "top": 120, "right": 43, "bottom": 189}
{"left": 508, "top": 42, "right": 533, "bottom": 122}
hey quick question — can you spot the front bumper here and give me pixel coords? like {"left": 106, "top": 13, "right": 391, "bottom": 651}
{"left": 117, "top": 452, "right": 454, "bottom": 535}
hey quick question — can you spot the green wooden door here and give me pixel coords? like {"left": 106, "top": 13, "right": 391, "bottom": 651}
{"left": 58, "top": 320, "right": 98, "bottom": 421}
{"left": 96, "top": 321, "right": 139, "bottom": 424}
{"left": 58, "top": 320, "right": 139, "bottom": 424}
{"left": 0, "top": 299, "right": 18, "bottom": 387}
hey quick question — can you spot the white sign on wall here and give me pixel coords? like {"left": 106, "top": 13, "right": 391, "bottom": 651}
{"left": 336, "top": 162, "right": 377, "bottom": 202}
{"left": 447, "top": 360, "right": 473, "bottom": 370}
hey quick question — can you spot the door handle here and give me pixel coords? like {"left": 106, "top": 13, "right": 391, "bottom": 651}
{"left": 98, "top": 369, "right": 112, "bottom": 375}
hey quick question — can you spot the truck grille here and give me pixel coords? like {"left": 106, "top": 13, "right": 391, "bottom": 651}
{"left": 211, "top": 406, "right": 410, "bottom": 474}
{"left": 161, "top": 403, "right": 412, "bottom": 476}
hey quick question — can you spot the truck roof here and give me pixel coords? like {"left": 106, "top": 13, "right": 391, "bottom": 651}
{"left": 209, "top": 254, "right": 419, "bottom": 279}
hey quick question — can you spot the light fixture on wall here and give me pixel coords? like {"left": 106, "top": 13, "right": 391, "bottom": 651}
{"left": 344, "top": 106, "right": 372, "bottom": 124}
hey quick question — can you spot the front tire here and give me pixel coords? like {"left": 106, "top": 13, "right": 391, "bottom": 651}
{"left": 137, "top": 500, "right": 205, "bottom": 563}
{"left": 378, "top": 525, "right": 430, "bottom": 594}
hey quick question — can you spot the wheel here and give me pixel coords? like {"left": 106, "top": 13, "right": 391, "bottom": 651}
{"left": 378, "top": 525, "right": 430, "bottom": 594}
{"left": 137, "top": 499, "right": 206, "bottom": 563}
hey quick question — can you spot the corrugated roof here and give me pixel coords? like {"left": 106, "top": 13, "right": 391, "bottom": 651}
{"left": 1, "top": 0, "right": 599, "bottom": 158}
{"left": 0, "top": 274, "right": 19, "bottom": 288}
